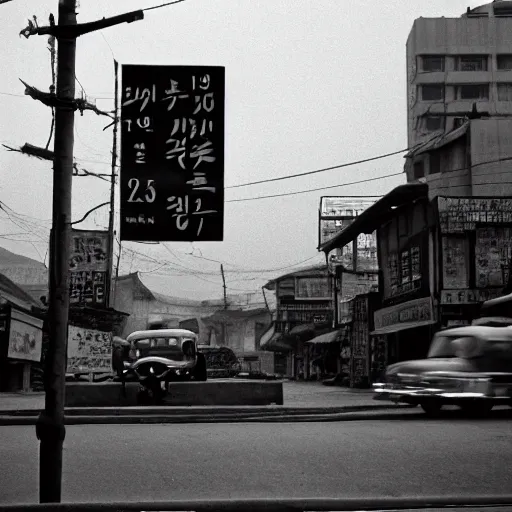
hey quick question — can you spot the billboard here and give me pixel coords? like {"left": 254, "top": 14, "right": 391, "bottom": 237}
{"left": 7, "top": 309, "right": 43, "bottom": 363}
{"left": 120, "top": 65, "right": 225, "bottom": 242}
{"left": 319, "top": 197, "right": 378, "bottom": 271}
{"left": 69, "top": 229, "right": 109, "bottom": 307}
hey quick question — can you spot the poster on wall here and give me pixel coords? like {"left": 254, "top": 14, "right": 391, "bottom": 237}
{"left": 475, "top": 227, "right": 512, "bottom": 288}
{"left": 7, "top": 309, "right": 43, "bottom": 362}
{"left": 69, "top": 229, "right": 109, "bottom": 307}
{"left": 437, "top": 197, "right": 512, "bottom": 234}
{"left": 442, "top": 237, "right": 468, "bottom": 289}
{"left": 67, "top": 325, "right": 112, "bottom": 374}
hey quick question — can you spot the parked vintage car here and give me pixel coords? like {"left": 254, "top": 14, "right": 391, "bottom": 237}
{"left": 373, "top": 324, "right": 512, "bottom": 416}
{"left": 124, "top": 328, "right": 207, "bottom": 404}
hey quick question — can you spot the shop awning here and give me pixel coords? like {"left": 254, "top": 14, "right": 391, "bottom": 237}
{"left": 259, "top": 324, "right": 276, "bottom": 348}
{"left": 370, "top": 320, "right": 436, "bottom": 336}
{"left": 306, "top": 329, "right": 341, "bottom": 344}
{"left": 289, "top": 323, "right": 315, "bottom": 336}
{"left": 260, "top": 328, "right": 295, "bottom": 352}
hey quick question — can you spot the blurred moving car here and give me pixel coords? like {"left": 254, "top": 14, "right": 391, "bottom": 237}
{"left": 373, "top": 324, "right": 512, "bottom": 416}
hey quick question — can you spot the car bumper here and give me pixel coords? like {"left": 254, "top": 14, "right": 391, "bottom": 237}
{"left": 373, "top": 385, "right": 511, "bottom": 405}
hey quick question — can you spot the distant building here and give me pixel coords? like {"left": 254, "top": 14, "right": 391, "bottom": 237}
{"left": 407, "top": 1, "right": 512, "bottom": 147}
{"left": 113, "top": 272, "right": 217, "bottom": 337}
{"left": 0, "top": 247, "right": 47, "bottom": 305}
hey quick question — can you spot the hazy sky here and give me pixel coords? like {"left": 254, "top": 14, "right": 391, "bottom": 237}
{"left": 0, "top": 0, "right": 474, "bottom": 300}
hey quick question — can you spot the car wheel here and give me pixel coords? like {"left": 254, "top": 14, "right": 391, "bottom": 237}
{"left": 460, "top": 401, "right": 494, "bottom": 418}
{"left": 420, "top": 400, "right": 443, "bottom": 417}
{"left": 194, "top": 353, "right": 208, "bottom": 381}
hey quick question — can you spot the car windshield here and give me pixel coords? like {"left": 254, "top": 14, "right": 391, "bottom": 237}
{"left": 427, "top": 335, "right": 480, "bottom": 359}
{"left": 134, "top": 337, "right": 185, "bottom": 351}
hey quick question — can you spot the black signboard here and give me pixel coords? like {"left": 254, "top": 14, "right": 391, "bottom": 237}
{"left": 120, "top": 65, "right": 225, "bottom": 241}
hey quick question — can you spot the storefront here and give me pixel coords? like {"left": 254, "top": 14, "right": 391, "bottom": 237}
{"left": 437, "top": 196, "right": 512, "bottom": 327}
{"left": 0, "top": 306, "right": 44, "bottom": 392}
{"left": 371, "top": 296, "right": 437, "bottom": 365}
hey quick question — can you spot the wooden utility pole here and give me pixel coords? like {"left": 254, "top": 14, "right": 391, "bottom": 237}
{"left": 220, "top": 264, "right": 227, "bottom": 345}
{"left": 35, "top": 0, "right": 76, "bottom": 503}
{"left": 107, "top": 59, "right": 119, "bottom": 308}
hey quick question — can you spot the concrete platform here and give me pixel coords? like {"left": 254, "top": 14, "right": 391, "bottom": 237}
{"left": 64, "top": 380, "right": 284, "bottom": 407}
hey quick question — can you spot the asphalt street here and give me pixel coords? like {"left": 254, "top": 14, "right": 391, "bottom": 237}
{"left": 1, "top": 412, "right": 511, "bottom": 505}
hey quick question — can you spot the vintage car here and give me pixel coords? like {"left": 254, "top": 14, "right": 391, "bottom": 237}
{"left": 124, "top": 329, "right": 207, "bottom": 403}
{"left": 373, "top": 324, "right": 512, "bottom": 416}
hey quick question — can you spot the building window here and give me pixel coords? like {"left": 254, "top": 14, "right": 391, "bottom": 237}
{"left": 421, "top": 55, "right": 445, "bottom": 72}
{"left": 494, "top": 4, "right": 512, "bottom": 16}
{"left": 425, "top": 116, "right": 444, "bottom": 131}
{"left": 421, "top": 84, "right": 444, "bottom": 101}
{"left": 456, "top": 55, "right": 488, "bottom": 71}
{"left": 498, "top": 83, "right": 512, "bottom": 101}
{"left": 456, "top": 84, "right": 489, "bottom": 100}
{"left": 430, "top": 152, "right": 441, "bottom": 174}
{"left": 497, "top": 54, "right": 512, "bottom": 70}
{"left": 413, "top": 161, "right": 424, "bottom": 180}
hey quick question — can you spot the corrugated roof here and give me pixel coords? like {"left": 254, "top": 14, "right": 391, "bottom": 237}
{"left": 405, "top": 122, "right": 469, "bottom": 159}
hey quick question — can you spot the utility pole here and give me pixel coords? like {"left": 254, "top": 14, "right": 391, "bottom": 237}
{"left": 35, "top": 0, "right": 76, "bottom": 503}
{"left": 107, "top": 59, "right": 119, "bottom": 308}
{"left": 22, "top": 2, "right": 144, "bottom": 503}
{"left": 220, "top": 264, "right": 227, "bottom": 345}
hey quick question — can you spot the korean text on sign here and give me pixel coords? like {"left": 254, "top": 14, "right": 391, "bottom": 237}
{"left": 120, "top": 65, "right": 225, "bottom": 242}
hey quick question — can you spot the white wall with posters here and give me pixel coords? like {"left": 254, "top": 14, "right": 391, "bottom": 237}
{"left": 67, "top": 325, "right": 112, "bottom": 374}
{"left": 7, "top": 309, "right": 43, "bottom": 362}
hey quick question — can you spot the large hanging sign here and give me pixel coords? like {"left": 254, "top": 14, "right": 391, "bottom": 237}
{"left": 120, "top": 65, "right": 225, "bottom": 242}
{"left": 69, "top": 229, "right": 109, "bottom": 306}
{"left": 319, "top": 197, "right": 377, "bottom": 271}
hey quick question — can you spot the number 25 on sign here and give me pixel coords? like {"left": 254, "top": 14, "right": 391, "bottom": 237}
{"left": 127, "top": 179, "right": 156, "bottom": 203}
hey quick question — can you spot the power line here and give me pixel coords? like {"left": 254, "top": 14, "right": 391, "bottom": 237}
{"left": 143, "top": 0, "right": 187, "bottom": 11}
{"left": 226, "top": 172, "right": 403, "bottom": 202}
{"left": 226, "top": 148, "right": 408, "bottom": 189}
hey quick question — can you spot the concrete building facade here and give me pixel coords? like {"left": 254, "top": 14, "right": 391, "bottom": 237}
{"left": 407, "top": 1, "right": 512, "bottom": 147}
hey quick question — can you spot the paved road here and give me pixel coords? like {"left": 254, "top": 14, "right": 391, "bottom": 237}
{"left": 1, "top": 412, "right": 511, "bottom": 504}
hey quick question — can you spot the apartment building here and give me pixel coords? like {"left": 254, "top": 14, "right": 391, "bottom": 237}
{"left": 407, "top": 1, "right": 512, "bottom": 148}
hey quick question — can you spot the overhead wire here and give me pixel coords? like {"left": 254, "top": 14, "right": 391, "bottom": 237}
{"left": 226, "top": 148, "right": 408, "bottom": 189}
{"left": 226, "top": 172, "right": 403, "bottom": 202}
{"left": 143, "top": 0, "right": 187, "bottom": 11}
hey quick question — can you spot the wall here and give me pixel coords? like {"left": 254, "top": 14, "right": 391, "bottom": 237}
{"left": 470, "top": 118, "right": 512, "bottom": 196}
{"left": 407, "top": 16, "right": 512, "bottom": 146}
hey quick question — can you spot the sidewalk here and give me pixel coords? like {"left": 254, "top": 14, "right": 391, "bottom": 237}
{"left": 0, "top": 381, "right": 376, "bottom": 411}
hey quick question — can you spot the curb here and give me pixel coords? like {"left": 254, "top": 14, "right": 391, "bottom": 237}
{"left": 0, "top": 403, "right": 410, "bottom": 417}
{"left": 0, "top": 404, "right": 415, "bottom": 426}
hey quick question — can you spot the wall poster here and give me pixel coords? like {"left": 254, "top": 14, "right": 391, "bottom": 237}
{"left": 475, "top": 227, "right": 512, "bottom": 288}
{"left": 7, "top": 309, "right": 43, "bottom": 363}
{"left": 442, "top": 236, "right": 468, "bottom": 289}
{"left": 69, "top": 229, "right": 109, "bottom": 307}
{"left": 67, "top": 325, "right": 112, "bottom": 374}
{"left": 438, "top": 197, "right": 512, "bottom": 234}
